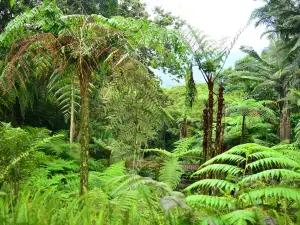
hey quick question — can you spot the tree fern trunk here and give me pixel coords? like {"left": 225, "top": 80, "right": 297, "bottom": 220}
{"left": 279, "top": 99, "right": 291, "bottom": 141}
{"left": 207, "top": 75, "right": 214, "bottom": 160}
{"left": 279, "top": 88, "right": 291, "bottom": 141}
{"left": 202, "top": 108, "right": 208, "bottom": 161}
{"left": 180, "top": 117, "right": 188, "bottom": 139}
{"left": 240, "top": 115, "right": 246, "bottom": 144}
{"left": 215, "top": 84, "right": 224, "bottom": 155}
{"left": 79, "top": 75, "right": 90, "bottom": 195}
{"left": 70, "top": 89, "right": 75, "bottom": 143}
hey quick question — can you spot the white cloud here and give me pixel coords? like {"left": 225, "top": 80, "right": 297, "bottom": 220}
{"left": 142, "top": 0, "right": 269, "bottom": 87}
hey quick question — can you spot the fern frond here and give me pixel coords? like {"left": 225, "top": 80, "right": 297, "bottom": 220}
{"left": 159, "top": 157, "right": 183, "bottom": 190}
{"left": 185, "top": 179, "right": 239, "bottom": 193}
{"left": 186, "top": 195, "right": 237, "bottom": 211}
{"left": 241, "top": 169, "right": 300, "bottom": 184}
{"left": 222, "top": 209, "right": 257, "bottom": 225}
{"left": 144, "top": 148, "right": 173, "bottom": 156}
{"left": 249, "top": 151, "right": 283, "bottom": 160}
{"left": 200, "top": 154, "right": 246, "bottom": 168}
{"left": 192, "top": 164, "right": 243, "bottom": 177}
{"left": 226, "top": 143, "right": 270, "bottom": 155}
{"left": 246, "top": 157, "right": 300, "bottom": 171}
{"left": 240, "top": 187, "right": 300, "bottom": 203}
{"left": 0, "top": 134, "right": 64, "bottom": 180}
{"left": 98, "top": 162, "right": 125, "bottom": 185}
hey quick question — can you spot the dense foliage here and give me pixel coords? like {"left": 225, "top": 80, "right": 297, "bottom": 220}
{"left": 0, "top": 0, "right": 299, "bottom": 224}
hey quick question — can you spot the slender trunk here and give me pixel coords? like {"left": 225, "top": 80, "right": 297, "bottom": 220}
{"left": 10, "top": 108, "right": 18, "bottom": 127}
{"left": 240, "top": 115, "right": 246, "bottom": 144}
{"left": 279, "top": 99, "right": 291, "bottom": 141}
{"left": 215, "top": 84, "right": 224, "bottom": 155}
{"left": 106, "top": 151, "right": 111, "bottom": 167}
{"left": 279, "top": 86, "right": 291, "bottom": 141}
{"left": 70, "top": 88, "right": 75, "bottom": 143}
{"left": 207, "top": 75, "right": 214, "bottom": 160}
{"left": 180, "top": 117, "right": 188, "bottom": 139}
{"left": 280, "top": 111, "right": 291, "bottom": 141}
{"left": 79, "top": 75, "right": 90, "bottom": 195}
{"left": 202, "top": 108, "right": 208, "bottom": 161}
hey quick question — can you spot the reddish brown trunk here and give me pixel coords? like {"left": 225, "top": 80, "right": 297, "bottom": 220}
{"left": 79, "top": 74, "right": 90, "bottom": 195}
{"left": 215, "top": 84, "right": 224, "bottom": 155}
{"left": 207, "top": 75, "right": 214, "bottom": 160}
{"left": 203, "top": 108, "right": 208, "bottom": 161}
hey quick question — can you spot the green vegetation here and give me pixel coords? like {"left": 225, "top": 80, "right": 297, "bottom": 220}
{"left": 0, "top": 0, "right": 299, "bottom": 224}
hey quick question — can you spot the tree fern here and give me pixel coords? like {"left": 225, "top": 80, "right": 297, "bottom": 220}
{"left": 185, "top": 143, "right": 300, "bottom": 224}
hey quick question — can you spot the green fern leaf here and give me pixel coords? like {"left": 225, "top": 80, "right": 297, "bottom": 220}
{"left": 241, "top": 169, "right": 300, "bottom": 184}
{"left": 192, "top": 164, "right": 243, "bottom": 177}
{"left": 246, "top": 157, "right": 300, "bottom": 171}
{"left": 185, "top": 179, "right": 239, "bottom": 193}
{"left": 200, "top": 154, "right": 246, "bottom": 168}
{"left": 240, "top": 187, "right": 300, "bottom": 203}
{"left": 222, "top": 209, "right": 257, "bottom": 225}
{"left": 186, "top": 195, "right": 237, "bottom": 211}
{"left": 159, "top": 156, "right": 183, "bottom": 190}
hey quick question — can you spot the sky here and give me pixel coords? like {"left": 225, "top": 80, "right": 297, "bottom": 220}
{"left": 142, "top": 0, "right": 270, "bottom": 87}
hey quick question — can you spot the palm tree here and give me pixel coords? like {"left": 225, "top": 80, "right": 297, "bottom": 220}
{"left": 232, "top": 38, "right": 299, "bottom": 141}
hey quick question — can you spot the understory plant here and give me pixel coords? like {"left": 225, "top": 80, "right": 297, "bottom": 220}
{"left": 185, "top": 143, "right": 300, "bottom": 225}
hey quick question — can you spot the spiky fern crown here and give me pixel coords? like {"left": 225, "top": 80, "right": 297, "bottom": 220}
{"left": 185, "top": 143, "right": 300, "bottom": 224}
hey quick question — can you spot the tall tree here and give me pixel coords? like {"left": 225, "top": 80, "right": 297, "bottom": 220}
{"left": 0, "top": 4, "right": 190, "bottom": 193}
{"left": 232, "top": 38, "right": 299, "bottom": 141}
{"left": 251, "top": 0, "right": 300, "bottom": 50}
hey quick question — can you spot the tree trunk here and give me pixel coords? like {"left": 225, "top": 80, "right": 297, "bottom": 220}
{"left": 280, "top": 110, "right": 291, "bottom": 141}
{"left": 279, "top": 87, "right": 291, "bottom": 141}
{"left": 180, "top": 117, "right": 188, "bottom": 139}
{"left": 202, "top": 108, "right": 208, "bottom": 161}
{"left": 240, "top": 115, "right": 246, "bottom": 144}
{"left": 79, "top": 75, "right": 90, "bottom": 195}
{"left": 69, "top": 90, "right": 75, "bottom": 143}
{"left": 207, "top": 75, "right": 214, "bottom": 160}
{"left": 215, "top": 84, "right": 224, "bottom": 155}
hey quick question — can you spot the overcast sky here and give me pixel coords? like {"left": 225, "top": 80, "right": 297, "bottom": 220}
{"left": 142, "top": 0, "right": 269, "bottom": 87}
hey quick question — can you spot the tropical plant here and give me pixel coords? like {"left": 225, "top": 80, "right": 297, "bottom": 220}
{"left": 185, "top": 143, "right": 300, "bottom": 224}
{"left": 251, "top": 0, "right": 300, "bottom": 51}
{"left": 0, "top": 162, "right": 191, "bottom": 225}
{"left": 145, "top": 137, "right": 202, "bottom": 190}
{"left": 0, "top": 3, "right": 190, "bottom": 194}
{"left": 101, "top": 60, "right": 172, "bottom": 164}
{"left": 227, "top": 99, "right": 276, "bottom": 144}
{"left": 0, "top": 122, "right": 63, "bottom": 196}
{"left": 231, "top": 38, "right": 300, "bottom": 141}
